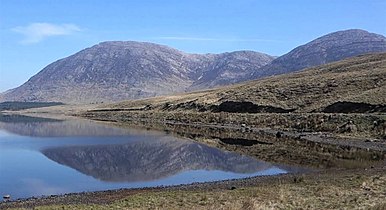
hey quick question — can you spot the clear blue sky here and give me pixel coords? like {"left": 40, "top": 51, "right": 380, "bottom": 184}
{"left": 0, "top": 0, "right": 385, "bottom": 92}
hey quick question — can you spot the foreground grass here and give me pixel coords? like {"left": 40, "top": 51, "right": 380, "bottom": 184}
{"left": 8, "top": 169, "right": 386, "bottom": 210}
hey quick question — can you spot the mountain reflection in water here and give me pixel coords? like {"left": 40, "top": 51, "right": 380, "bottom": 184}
{"left": 0, "top": 115, "right": 291, "bottom": 199}
{"left": 42, "top": 136, "right": 272, "bottom": 182}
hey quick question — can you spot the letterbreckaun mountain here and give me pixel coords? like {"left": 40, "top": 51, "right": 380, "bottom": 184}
{"left": 1, "top": 29, "right": 385, "bottom": 104}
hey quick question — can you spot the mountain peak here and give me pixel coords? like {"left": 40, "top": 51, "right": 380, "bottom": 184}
{"left": 309, "top": 29, "right": 385, "bottom": 46}
{"left": 318, "top": 28, "right": 383, "bottom": 37}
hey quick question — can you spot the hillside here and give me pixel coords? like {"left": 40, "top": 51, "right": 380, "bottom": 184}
{"left": 104, "top": 53, "right": 386, "bottom": 113}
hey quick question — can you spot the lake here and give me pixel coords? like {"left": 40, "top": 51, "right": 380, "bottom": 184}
{"left": 0, "top": 114, "right": 295, "bottom": 199}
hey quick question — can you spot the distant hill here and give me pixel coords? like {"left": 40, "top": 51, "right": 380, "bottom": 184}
{"left": 0, "top": 101, "right": 63, "bottom": 111}
{"left": 1, "top": 29, "right": 385, "bottom": 104}
{"left": 105, "top": 53, "right": 386, "bottom": 113}
{"left": 251, "top": 29, "right": 386, "bottom": 79}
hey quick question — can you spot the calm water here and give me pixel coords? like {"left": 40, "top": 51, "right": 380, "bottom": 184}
{"left": 0, "top": 115, "right": 295, "bottom": 199}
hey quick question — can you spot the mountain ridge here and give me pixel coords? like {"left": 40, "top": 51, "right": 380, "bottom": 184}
{"left": 1, "top": 29, "right": 385, "bottom": 104}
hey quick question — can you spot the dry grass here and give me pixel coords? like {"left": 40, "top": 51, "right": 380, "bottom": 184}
{"left": 9, "top": 169, "right": 386, "bottom": 210}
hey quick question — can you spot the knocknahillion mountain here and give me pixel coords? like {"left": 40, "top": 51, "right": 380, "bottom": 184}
{"left": 1, "top": 29, "right": 385, "bottom": 104}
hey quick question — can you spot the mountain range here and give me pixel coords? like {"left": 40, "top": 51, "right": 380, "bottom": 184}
{"left": 1, "top": 29, "right": 385, "bottom": 104}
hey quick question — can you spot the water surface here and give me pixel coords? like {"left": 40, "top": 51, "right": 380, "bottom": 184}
{"left": 0, "top": 115, "right": 294, "bottom": 199}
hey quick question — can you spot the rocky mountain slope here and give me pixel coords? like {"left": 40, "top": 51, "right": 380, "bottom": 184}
{"left": 0, "top": 42, "right": 273, "bottom": 103}
{"left": 188, "top": 51, "right": 274, "bottom": 91}
{"left": 251, "top": 29, "right": 386, "bottom": 79}
{"left": 1, "top": 29, "right": 385, "bottom": 104}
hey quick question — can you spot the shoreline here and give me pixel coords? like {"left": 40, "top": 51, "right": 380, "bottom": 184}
{"left": 1, "top": 167, "right": 385, "bottom": 209}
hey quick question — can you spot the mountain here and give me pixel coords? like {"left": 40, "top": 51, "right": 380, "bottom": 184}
{"left": 251, "top": 29, "right": 386, "bottom": 79}
{"left": 0, "top": 42, "right": 273, "bottom": 103}
{"left": 105, "top": 53, "right": 386, "bottom": 113}
{"left": 1, "top": 42, "right": 196, "bottom": 103}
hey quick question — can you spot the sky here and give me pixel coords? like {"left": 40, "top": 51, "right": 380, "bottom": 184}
{"left": 0, "top": 0, "right": 385, "bottom": 92}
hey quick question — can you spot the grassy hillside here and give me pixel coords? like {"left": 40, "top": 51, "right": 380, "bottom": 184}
{"left": 102, "top": 53, "right": 386, "bottom": 113}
